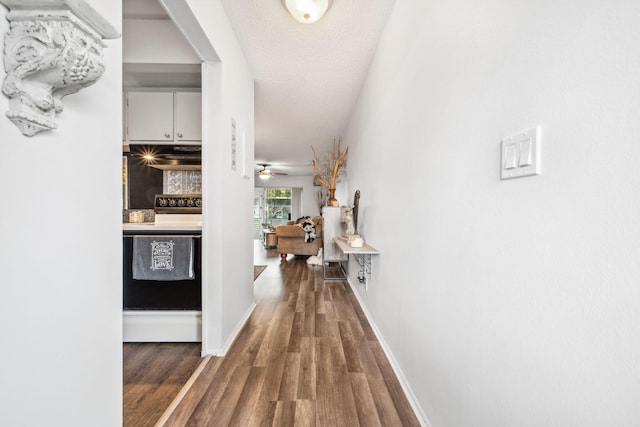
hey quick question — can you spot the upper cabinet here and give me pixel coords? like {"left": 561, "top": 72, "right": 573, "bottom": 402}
{"left": 125, "top": 91, "right": 201, "bottom": 143}
{"left": 126, "top": 92, "right": 174, "bottom": 141}
{"left": 175, "top": 92, "right": 202, "bottom": 141}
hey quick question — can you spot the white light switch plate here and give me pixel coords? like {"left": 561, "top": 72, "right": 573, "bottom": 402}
{"left": 501, "top": 126, "right": 541, "bottom": 180}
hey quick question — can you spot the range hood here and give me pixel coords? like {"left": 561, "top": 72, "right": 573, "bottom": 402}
{"left": 127, "top": 144, "right": 201, "bottom": 171}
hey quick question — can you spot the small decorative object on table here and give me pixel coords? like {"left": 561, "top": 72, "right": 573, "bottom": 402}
{"left": 129, "top": 211, "right": 144, "bottom": 223}
{"left": 327, "top": 188, "right": 338, "bottom": 206}
{"left": 311, "top": 139, "right": 348, "bottom": 207}
{"left": 352, "top": 190, "right": 360, "bottom": 233}
{"left": 341, "top": 206, "right": 355, "bottom": 237}
{"left": 349, "top": 235, "right": 364, "bottom": 247}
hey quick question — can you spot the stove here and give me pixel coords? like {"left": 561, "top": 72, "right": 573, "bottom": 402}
{"left": 154, "top": 213, "right": 202, "bottom": 226}
{"left": 154, "top": 194, "right": 202, "bottom": 214}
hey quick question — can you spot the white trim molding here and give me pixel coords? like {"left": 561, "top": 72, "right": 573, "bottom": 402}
{"left": 0, "top": 0, "right": 119, "bottom": 136}
{"left": 201, "top": 302, "right": 256, "bottom": 357}
{"left": 346, "top": 276, "right": 432, "bottom": 427}
{"left": 123, "top": 310, "right": 202, "bottom": 343}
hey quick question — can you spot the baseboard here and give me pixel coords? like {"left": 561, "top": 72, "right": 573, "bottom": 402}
{"left": 123, "top": 310, "right": 201, "bottom": 342}
{"left": 155, "top": 355, "right": 213, "bottom": 426}
{"left": 346, "top": 277, "right": 432, "bottom": 427}
{"left": 201, "top": 302, "right": 256, "bottom": 357}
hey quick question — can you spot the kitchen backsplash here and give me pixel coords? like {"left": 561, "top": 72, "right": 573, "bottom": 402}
{"left": 163, "top": 170, "right": 202, "bottom": 194}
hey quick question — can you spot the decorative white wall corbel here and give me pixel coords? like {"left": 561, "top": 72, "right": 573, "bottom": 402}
{"left": 0, "top": 0, "right": 120, "bottom": 136}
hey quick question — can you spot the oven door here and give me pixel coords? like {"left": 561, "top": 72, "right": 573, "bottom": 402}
{"left": 123, "top": 230, "right": 202, "bottom": 311}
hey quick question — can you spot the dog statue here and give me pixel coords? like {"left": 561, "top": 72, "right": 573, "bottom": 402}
{"left": 343, "top": 207, "right": 355, "bottom": 236}
{"left": 306, "top": 248, "right": 323, "bottom": 266}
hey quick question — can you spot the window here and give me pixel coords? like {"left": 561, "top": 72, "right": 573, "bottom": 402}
{"left": 253, "top": 187, "right": 297, "bottom": 238}
{"left": 265, "top": 188, "right": 292, "bottom": 225}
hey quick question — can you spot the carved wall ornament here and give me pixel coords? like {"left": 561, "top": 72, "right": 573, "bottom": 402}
{"left": 0, "top": 0, "right": 120, "bottom": 136}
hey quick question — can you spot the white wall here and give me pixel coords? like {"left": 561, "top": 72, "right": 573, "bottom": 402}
{"left": 178, "top": 0, "right": 256, "bottom": 354}
{"left": 344, "top": 0, "right": 640, "bottom": 425}
{"left": 123, "top": 18, "right": 199, "bottom": 64}
{"left": 0, "top": 1, "right": 123, "bottom": 425}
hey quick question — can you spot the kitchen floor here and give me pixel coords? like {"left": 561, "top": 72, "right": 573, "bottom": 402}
{"left": 123, "top": 342, "right": 202, "bottom": 427}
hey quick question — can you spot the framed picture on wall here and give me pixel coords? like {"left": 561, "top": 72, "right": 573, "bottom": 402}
{"left": 231, "top": 118, "right": 237, "bottom": 171}
{"left": 242, "top": 130, "right": 251, "bottom": 180}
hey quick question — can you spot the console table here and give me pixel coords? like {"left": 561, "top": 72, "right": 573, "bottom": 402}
{"left": 333, "top": 237, "right": 379, "bottom": 284}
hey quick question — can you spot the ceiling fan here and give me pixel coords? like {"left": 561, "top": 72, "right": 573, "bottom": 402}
{"left": 257, "top": 163, "right": 288, "bottom": 179}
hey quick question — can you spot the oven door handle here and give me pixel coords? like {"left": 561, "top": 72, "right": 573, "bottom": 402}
{"left": 123, "top": 235, "right": 202, "bottom": 238}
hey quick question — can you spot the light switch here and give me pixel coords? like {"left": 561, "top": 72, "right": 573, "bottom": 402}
{"left": 505, "top": 143, "right": 518, "bottom": 169}
{"left": 519, "top": 139, "right": 532, "bottom": 166}
{"left": 500, "top": 126, "right": 541, "bottom": 180}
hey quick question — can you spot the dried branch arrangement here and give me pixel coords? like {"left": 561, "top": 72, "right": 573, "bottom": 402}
{"left": 311, "top": 139, "right": 349, "bottom": 189}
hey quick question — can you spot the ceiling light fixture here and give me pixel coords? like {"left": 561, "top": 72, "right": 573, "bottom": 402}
{"left": 282, "top": 0, "right": 332, "bottom": 24}
{"left": 259, "top": 173, "right": 270, "bottom": 180}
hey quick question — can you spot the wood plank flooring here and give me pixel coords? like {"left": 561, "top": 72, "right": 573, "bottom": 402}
{"left": 159, "top": 251, "right": 421, "bottom": 426}
{"left": 123, "top": 342, "right": 202, "bottom": 427}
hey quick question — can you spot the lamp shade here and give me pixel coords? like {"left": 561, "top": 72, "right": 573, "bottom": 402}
{"left": 282, "top": 0, "right": 331, "bottom": 24}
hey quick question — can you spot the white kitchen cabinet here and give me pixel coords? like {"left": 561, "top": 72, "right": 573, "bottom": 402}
{"left": 125, "top": 91, "right": 201, "bottom": 143}
{"left": 175, "top": 92, "right": 201, "bottom": 141}
{"left": 127, "top": 92, "right": 174, "bottom": 141}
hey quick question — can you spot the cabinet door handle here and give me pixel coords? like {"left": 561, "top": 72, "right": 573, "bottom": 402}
{"left": 164, "top": 132, "right": 171, "bottom": 138}
{"left": 177, "top": 132, "right": 183, "bottom": 138}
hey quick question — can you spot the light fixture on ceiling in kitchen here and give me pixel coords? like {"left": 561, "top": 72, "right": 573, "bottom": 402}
{"left": 282, "top": 0, "right": 332, "bottom": 24}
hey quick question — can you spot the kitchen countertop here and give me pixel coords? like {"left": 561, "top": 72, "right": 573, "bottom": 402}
{"left": 123, "top": 222, "right": 202, "bottom": 232}
{"left": 123, "top": 213, "right": 202, "bottom": 232}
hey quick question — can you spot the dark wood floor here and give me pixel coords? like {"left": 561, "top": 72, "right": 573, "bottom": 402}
{"left": 124, "top": 242, "right": 420, "bottom": 426}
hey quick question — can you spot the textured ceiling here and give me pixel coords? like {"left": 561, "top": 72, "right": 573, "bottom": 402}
{"left": 221, "top": 0, "right": 395, "bottom": 175}
{"left": 123, "top": 0, "right": 395, "bottom": 176}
